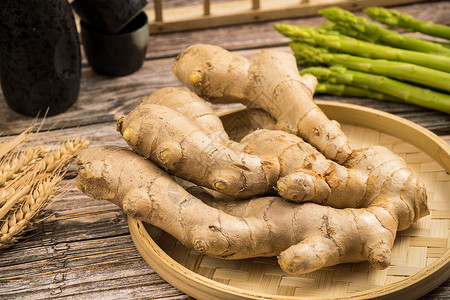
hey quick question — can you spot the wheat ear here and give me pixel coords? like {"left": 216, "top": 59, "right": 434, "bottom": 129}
{"left": 1, "top": 135, "right": 89, "bottom": 209}
{"left": 0, "top": 174, "right": 34, "bottom": 220}
{"left": 37, "top": 136, "right": 90, "bottom": 174}
{"left": 0, "top": 175, "right": 61, "bottom": 248}
{"left": 0, "top": 136, "right": 89, "bottom": 248}
{"left": 0, "top": 146, "right": 50, "bottom": 188}
{"left": 0, "top": 125, "right": 35, "bottom": 159}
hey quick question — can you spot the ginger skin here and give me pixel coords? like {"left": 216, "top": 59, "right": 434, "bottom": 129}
{"left": 117, "top": 103, "right": 280, "bottom": 198}
{"left": 76, "top": 146, "right": 400, "bottom": 275}
{"left": 118, "top": 92, "right": 428, "bottom": 226}
{"left": 141, "top": 87, "right": 231, "bottom": 145}
{"left": 172, "top": 44, "right": 352, "bottom": 163}
{"left": 118, "top": 97, "right": 428, "bottom": 228}
{"left": 237, "top": 129, "right": 429, "bottom": 231}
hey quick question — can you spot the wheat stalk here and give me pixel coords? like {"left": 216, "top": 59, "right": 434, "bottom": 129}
{"left": 0, "top": 174, "right": 62, "bottom": 248}
{"left": 1, "top": 136, "right": 89, "bottom": 207}
{"left": 37, "top": 136, "right": 90, "bottom": 174}
{"left": 0, "top": 132, "right": 90, "bottom": 249}
{"left": 0, "top": 146, "right": 50, "bottom": 188}
{"left": 0, "top": 125, "right": 34, "bottom": 160}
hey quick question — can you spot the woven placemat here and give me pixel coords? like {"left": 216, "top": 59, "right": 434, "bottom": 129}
{"left": 145, "top": 123, "right": 449, "bottom": 297}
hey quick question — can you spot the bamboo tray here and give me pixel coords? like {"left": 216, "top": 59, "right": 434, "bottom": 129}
{"left": 128, "top": 101, "right": 450, "bottom": 299}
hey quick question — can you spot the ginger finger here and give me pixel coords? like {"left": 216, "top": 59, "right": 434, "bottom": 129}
{"left": 76, "top": 146, "right": 236, "bottom": 257}
{"left": 278, "top": 207, "right": 394, "bottom": 274}
{"left": 117, "top": 104, "right": 280, "bottom": 198}
{"left": 276, "top": 170, "right": 330, "bottom": 203}
{"left": 141, "top": 87, "right": 231, "bottom": 145}
{"left": 238, "top": 129, "right": 357, "bottom": 207}
{"left": 172, "top": 44, "right": 352, "bottom": 163}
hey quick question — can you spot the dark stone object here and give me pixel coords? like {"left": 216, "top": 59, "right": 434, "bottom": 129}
{"left": 0, "top": 0, "right": 81, "bottom": 117}
{"left": 81, "top": 12, "right": 149, "bottom": 77}
{"left": 72, "top": 0, "right": 147, "bottom": 34}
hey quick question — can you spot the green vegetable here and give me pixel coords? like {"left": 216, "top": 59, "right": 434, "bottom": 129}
{"left": 436, "top": 41, "right": 450, "bottom": 49}
{"left": 319, "top": 7, "right": 450, "bottom": 55}
{"left": 365, "top": 7, "right": 450, "bottom": 41}
{"left": 300, "top": 66, "right": 450, "bottom": 113}
{"left": 315, "top": 82, "right": 401, "bottom": 102}
{"left": 289, "top": 43, "right": 450, "bottom": 93}
{"left": 275, "top": 24, "right": 450, "bottom": 72}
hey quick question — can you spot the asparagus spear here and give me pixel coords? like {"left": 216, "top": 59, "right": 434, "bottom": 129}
{"left": 275, "top": 24, "right": 450, "bottom": 72}
{"left": 315, "top": 82, "right": 402, "bottom": 102}
{"left": 300, "top": 66, "right": 450, "bottom": 113}
{"left": 436, "top": 41, "right": 450, "bottom": 49}
{"left": 365, "top": 7, "right": 450, "bottom": 41}
{"left": 320, "top": 21, "right": 450, "bottom": 49}
{"left": 319, "top": 7, "right": 450, "bottom": 55}
{"left": 289, "top": 43, "right": 450, "bottom": 93}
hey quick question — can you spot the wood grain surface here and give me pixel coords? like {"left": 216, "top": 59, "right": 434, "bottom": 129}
{"left": 0, "top": 1, "right": 449, "bottom": 299}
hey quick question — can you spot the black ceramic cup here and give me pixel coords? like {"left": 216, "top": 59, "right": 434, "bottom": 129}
{"left": 72, "top": 0, "right": 147, "bottom": 34}
{"left": 0, "top": 0, "right": 81, "bottom": 117}
{"left": 81, "top": 12, "right": 149, "bottom": 77}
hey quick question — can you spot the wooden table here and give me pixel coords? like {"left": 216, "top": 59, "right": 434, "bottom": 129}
{"left": 1, "top": 1, "right": 449, "bottom": 299}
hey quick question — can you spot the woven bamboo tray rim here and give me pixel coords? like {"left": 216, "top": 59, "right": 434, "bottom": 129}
{"left": 129, "top": 101, "right": 450, "bottom": 299}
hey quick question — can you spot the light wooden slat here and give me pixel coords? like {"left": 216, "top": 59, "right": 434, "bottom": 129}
{"left": 154, "top": 0, "right": 163, "bottom": 22}
{"left": 431, "top": 210, "right": 450, "bottom": 219}
{"left": 204, "top": 0, "right": 211, "bottom": 16}
{"left": 410, "top": 237, "right": 448, "bottom": 248}
{"left": 147, "top": 0, "right": 426, "bottom": 34}
{"left": 252, "top": 0, "right": 261, "bottom": 10}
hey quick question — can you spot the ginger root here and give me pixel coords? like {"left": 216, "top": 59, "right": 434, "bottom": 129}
{"left": 141, "top": 87, "right": 231, "bottom": 145}
{"left": 117, "top": 103, "right": 280, "bottom": 197}
{"left": 77, "top": 146, "right": 400, "bottom": 275}
{"left": 117, "top": 97, "right": 428, "bottom": 232}
{"left": 172, "top": 44, "right": 352, "bottom": 163}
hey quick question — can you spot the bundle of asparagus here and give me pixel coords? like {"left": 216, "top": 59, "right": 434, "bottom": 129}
{"left": 319, "top": 7, "right": 450, "bottom": 55}
{"left": 275, "top": 6, "right": 450, "bottom": 114}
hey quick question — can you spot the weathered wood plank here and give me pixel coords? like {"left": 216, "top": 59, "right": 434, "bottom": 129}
{"left": 1, "top": 48, "right": 449, "bottom": 137}
{"left": 1, "top": 235, "right": 191, "bottom": 299}
{"left": 419, "top": 280, "right": 450, "bottom": 300}
{"left": 0, "top": 55, "right": 178, "bottom": 136}
{"left": 1, "top": 1, "right": 449, "bottom": 137}
{"left": 0, "top": 1, "right": 448, "bottom": 299}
